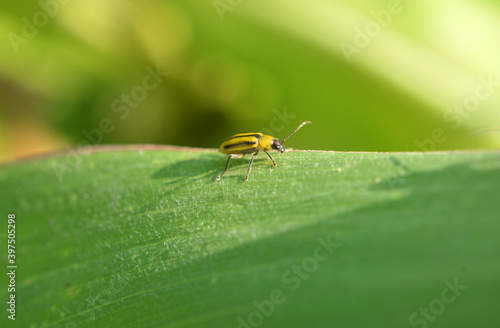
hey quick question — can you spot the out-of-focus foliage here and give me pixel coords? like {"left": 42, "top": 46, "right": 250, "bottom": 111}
{"left": 1, "top": 0, "right": 500, "bottom": 162}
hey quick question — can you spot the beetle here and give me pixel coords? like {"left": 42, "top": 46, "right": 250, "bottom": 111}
{"left": 215, "top": 121, "right": 311, "bottom": 182}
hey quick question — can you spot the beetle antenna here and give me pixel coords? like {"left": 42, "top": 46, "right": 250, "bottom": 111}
{"left": 283, "top": 121, "right": 311, "bottom": 143}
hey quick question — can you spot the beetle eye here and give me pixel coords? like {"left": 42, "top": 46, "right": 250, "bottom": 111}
{"left": 272, "top": 139, "right": 285, "bottom": 152}
{"left": 271, "top": 139, "right": 279, "bottom": 149}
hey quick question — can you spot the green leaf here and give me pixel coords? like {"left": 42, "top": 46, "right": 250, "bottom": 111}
{"left": 1, "top": 146, "right": 499, "bottom": 327}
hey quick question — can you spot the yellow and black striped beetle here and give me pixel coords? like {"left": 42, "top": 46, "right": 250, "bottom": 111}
{"left": 215, "top": 121, "right": 311, "bottom": 182}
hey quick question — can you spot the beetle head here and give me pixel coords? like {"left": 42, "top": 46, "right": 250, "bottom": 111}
{"left": 270, "top": 121, "right": 311, "bottom": 154}
{"left": 271, "top": 139, "right": 286, "bottom": 153}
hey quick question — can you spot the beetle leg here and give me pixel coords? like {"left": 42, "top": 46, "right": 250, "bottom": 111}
{"left": 215, "top": 156, "right": 232, "bottom": 181}
{"left": 263, "top": 149, "right": 277, "bottom": 167}
{"left": 244, "top": 151, "right": 259, "bottom": 182}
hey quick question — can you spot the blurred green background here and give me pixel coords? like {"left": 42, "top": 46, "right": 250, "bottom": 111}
{"left": 1, "top": 0, "right": 500, "bottom": 163}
